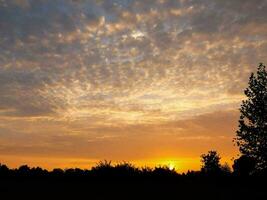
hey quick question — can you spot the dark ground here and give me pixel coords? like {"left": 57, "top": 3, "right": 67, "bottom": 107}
{"left": 1, "top": 176, "right": 266, "bottom": 200}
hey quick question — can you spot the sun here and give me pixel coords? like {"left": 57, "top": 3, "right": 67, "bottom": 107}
{"left": 168, "top": 163, "right": 175, "bottom": 170}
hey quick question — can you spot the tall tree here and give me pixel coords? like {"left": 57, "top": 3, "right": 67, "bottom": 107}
{"left": 235, "top": 63, "right": 267, "bottom": 171}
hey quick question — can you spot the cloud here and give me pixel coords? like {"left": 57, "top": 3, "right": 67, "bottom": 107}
{"left": 0, "top": 110, "right": 239, "bottom": 162}
{"left": 1, "top": 0, "right": 266, "bottom": 121}
{"left": 0, "top": 0, "right": 266, "bottom": 167}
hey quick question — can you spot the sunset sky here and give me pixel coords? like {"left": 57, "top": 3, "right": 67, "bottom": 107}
{"left": 0, "top": 0, "right": 267, "bottom": 172}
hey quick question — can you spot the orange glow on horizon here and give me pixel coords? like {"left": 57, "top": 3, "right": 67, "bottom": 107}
{"left": 0, "top": 155, "right": 235, "bottom": 173}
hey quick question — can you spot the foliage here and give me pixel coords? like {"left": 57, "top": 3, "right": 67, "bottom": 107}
{"left": 201, "top": 151, "right": 221, "bottom": 174}
{"left": 235, "top": 63, "right": 267, "bottom": 171}
{"left": 0, "top": 161, "right": 177, "bottom": 179}
{"left": 220, "top": 163, "right": 232, "bottom": 174}
{"left": 232, "top": 155, "right": 256, "bottom": 176}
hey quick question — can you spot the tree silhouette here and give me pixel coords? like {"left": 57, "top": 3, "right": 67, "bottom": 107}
{"left": 17, "top": 165, "right": 31, "bottom": 176}
{"left": 201, "top": 150, "right": 221, "bottom": 174}
{"left": 0, "top": 163, "right": 9, "bottom": 177}
{"left": 220, "top": 163, "right": 232, "bottom": 174}
{"left": 232, "top": 155, "right": 256, "bottom": 176}
{"left": 235, "top": 63, "right": 267, "bottom": 171}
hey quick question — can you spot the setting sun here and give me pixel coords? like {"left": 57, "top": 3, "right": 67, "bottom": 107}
{"left": 168, "top": 163, "right": 175, "bottom": 170}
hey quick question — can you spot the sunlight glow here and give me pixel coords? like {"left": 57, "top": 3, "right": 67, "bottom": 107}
{"left": 168, "top": 163, "right": 175, "bottom": 170}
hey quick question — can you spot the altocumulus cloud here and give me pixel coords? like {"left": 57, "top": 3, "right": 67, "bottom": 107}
{"left": 0, "top": 0, "right": 267, "bottom": 166}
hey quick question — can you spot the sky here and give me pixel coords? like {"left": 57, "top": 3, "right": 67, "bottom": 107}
{"left": 0, "top": 0, "right": 267, "bottom": 172}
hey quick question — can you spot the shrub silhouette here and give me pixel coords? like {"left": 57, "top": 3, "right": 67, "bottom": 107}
{"left": 91, "top": 160, "right": 114, "bottom": 176}
{"left": 114, "top": 162, "right": 139, "bottom": 177}
{"left": 0, "top": 163, "right": 9, "bottom": 177}
{"left": 233, "top": 155, "right": 256, "bottom": 176}
{"left": 220, "top": 163, "right": 232, "bottom": 175}
{"left": 51, "top": 168, "right": 65, "bottom": 177}
{"left": 140, "top": 166, "right": 153, "bottom": 175}
{"left": 30, "top": 167, "right": 48, "bottom": 177}
{"left": 153, "top": 166, "right": 177, "bottom": 177}
{"left": 17, "top": 165, "right": 31, "bottom": 177}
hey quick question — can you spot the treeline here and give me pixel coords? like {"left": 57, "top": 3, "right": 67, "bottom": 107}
{"left": 0, "top": 157, "right": 266, "bottom": 180}
{"left": 0, "top": 161, "right": 177, "bottom": 179}
{"left": 1, "top": 161, "right": 266, "bottom": 200}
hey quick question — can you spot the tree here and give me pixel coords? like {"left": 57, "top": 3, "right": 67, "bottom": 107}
{"left": 221, "top": 163, "right": 232, "bottom": 174}
{"left": 201, "top": 150, "right": 221, "bottom": 174}
{"left": 235, "top": 63, "right": 267, "bottom": 171}
{"left": 17, "top": 165, "right": 31, "bottom": 176}
{"left": 0, "top": 163, "right": 9, "bottom": 176}
{"left": 232, "top": 155, "right": 256, "bottom": 176}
